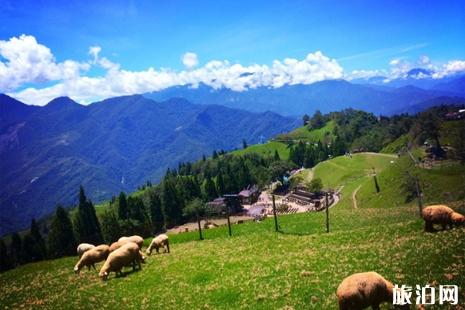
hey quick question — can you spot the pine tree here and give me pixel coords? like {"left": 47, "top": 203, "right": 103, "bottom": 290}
{"left": 47, "top": 205, "right": 77, "bottom": 258}
{"left": 30, "top": 219, "right": 46, "bottom": 261}
{"left": 74, "top": 186, "right": 103, "bottom": 244}
{"left": 0, "top": 239, "right": 11, "bottom": 272}
{"left": 216, "top": 172, "right": 226, "bottom": 196}
{"left": 21, "top": 233, "right": 35, "bottom": 263}
{"left": 161, "top": 178, "right": 183, "bottom": 228}
{"left": 9, "top": 232, "right": 22, "bottom": 266}
{"left": 100, "top": 211, "right": 121, "bottom": 244}
{"left": 202, "top": 176, "right": 217, "bottom": 201}
{"left": 148, "top": 190, "right": 165, "bottom": 233}
{"left": 118, "top": 192, "right": 128, "bottom": 220}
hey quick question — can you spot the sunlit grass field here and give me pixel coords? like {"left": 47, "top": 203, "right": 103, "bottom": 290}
{"left": 1, "top": 154, "right": 464, "bottom": 309}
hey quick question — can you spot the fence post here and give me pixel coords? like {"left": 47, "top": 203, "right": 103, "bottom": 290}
{"left": 415, "top": 177, "right": 423, "bottom": 217}
{"left": 325, "top": 192, "right": 330, "bottom": 233}
{"left": 272, "top": 195, "right": 279, "bottom": 232}
{"left": 197, "top": 216, "right": 203, "bottom": 240}
{"left": 227, "top": 208, "right": 232, "bottom": 237}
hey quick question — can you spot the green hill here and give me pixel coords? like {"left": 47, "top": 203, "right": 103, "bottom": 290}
{"left": 276, "top": 120, "right": 335, "bottom": 142}
{"left": 2, "top": 153, "right": 464, "bottom": 309}
{"left": 231, "top": 141, "right": 290, "bottom": 160}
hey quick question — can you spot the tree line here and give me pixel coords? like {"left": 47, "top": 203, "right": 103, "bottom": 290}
{"left": 1, "top": 152, "right": 294, "bottom": 272}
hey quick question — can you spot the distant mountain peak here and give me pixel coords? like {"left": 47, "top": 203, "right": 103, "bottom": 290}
{"left": 0, "top": 93, "right": 27, "bottom": 107}
{"left": 45, "top": 96, "right": 80, "bottom": 110}
{"left": 406, "top": 68, "right": 433, "bottom": 79}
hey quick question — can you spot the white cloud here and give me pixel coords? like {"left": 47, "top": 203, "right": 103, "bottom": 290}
{"left": 182, "top": 52, "right": 198, "bottom": 69}
{"left": 345, "top": 69, "right": 385, "bottom": 80}
{"left": 4, "top": 36, "right": 344, "bottom": 105}
{"left": 432, "top": 60, "right": 465, "bottom": 79}
{"left": 0, "top": 35, "right": 88, "bottom": 91}
{"left": 3, "top": 35, "right": 465, "bottom": 105}
{"left": 89, "top": 46, "right": 101, "bottom": 63}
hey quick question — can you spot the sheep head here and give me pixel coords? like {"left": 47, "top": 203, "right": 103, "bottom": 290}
{"left": 452, "top": 212, "right": 465, "bottom": 226}
{"left": 99, "top": 271, "right": 109, "bottom": 281}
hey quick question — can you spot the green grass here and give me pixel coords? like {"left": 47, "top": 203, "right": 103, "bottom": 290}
{"left": 231, "top": 141, "right": 290, "bottom": 160}
{"left": 2, "top": 153, "right": 465, "bottom": 309}
{"left": 313, "top": 152, "right": 395, "bottom": 189}
{"left": 380, "top": 134, "right": 409, "bottom": 154}
{"left": 276, "top": 121, "right": 335, "bottom": 142}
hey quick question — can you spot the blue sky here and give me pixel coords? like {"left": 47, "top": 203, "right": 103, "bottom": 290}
{"left": 1, "top": 0, "right": 464, "bottom": 104}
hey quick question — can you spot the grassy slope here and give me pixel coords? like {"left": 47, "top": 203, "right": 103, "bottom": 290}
{"left": 276, "top": 120, "right": 335, "bottom": 142}
{"left": 231, "top": 141, "right": 290, "bottom": 160}
{"left": 380, "top": 134, "right": 409, "bottom": 154}
{"left": 2, "top": 154, "right": 465, "bottom": 309}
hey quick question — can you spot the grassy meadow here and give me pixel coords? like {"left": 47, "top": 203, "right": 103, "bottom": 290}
{"left": 1, "top": 153, "right": 465, "bottom": 309}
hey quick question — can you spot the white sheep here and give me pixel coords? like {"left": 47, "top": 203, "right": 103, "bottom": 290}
{"left": 76, "top": 243, "right": 95, "bottom": 258}
{"left": 336, "top": 272, "right": 409, "bottom": 310}
{"left": 74, "top": 244, "right": 110, "bottom": 274}
{"left": 99, "top": 242, "right": 143, "bottom": 280}
{"left": 422, "top": 205, "right": 465, "bottom": 231}
{"left": 146, "top": 234, "right": 170, "bottom": 255}
{"left": 116, "top": 235, "right": 144, "bottom": 249}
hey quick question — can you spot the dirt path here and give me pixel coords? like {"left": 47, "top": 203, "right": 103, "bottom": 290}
{"left": 352, "top": 184, "right": 362, "bottom": 209}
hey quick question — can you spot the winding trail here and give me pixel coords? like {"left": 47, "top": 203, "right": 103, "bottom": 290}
{"left": 352, "top": 185, "right": 362, "bottom": 209}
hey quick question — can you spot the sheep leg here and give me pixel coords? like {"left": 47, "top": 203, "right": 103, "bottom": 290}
{"left": 166, "top": 242, "right": 170, "bottom": 253}
{"left": 92, "top": 264, "right": 96, "bottom": 270}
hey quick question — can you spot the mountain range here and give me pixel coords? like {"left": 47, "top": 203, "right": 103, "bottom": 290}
{"left": 2, "top": 72, "right": 465, "bottom": 235}
{"left": 145, "top": 73, "right": 465, "bottom": 116}
{"left": 0, "top": 94, "right": 299, "bottom": 235}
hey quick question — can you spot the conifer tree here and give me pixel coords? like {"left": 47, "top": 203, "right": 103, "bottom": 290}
{"left": 20, "top": 219, "right": 46, "bottom": 262}
{"left": 148, "top": 190, "right": 165, "bottom": 233}
{"left": 161, "top": 178, "right": 183, "bottom": 227}
{"left": 0, "top": 239, "right": 11, "bottom": 272}
{"left": 9, "top": 232, "right": 22, "bottom": 266}
{"left": 47, "top": 205, "right": 76, "bottom": 258}
{"left": 74, "top": 186, "right": 103, "bottom": 244}
{"left": 202, "top": 176, "right": 217, "bottom": 201}
{"left": 100, "top": 210, "right": 121, "bottom": 243}
{"left": 216, "top": 172, "right": 226, "bottom": 196}
{"left": 118, "top": 192, "right": 128, "bottom": 220}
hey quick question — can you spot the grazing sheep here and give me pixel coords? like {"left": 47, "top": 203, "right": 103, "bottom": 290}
{"left": 99, "top": 242, "right": 143, "bottom": 280}
{"left": 77, "top": 243, "right": 95, "bottom": 258}
{"left": 74, "top": 244, "right": 110, "bottom": 274}
{"left": 204, "top": 222, "right": 218, "bottom": 229}
{"left": 422, "top": 205, "right": 464, "bottom": 232}
{"left": 110, "top": 235, "right": 144, "bottom": 252}
{"left": 146, "top": 234, "right": 170, "bottom": 255}
{"left": 336, "top": 272, "right": 408, "bottom": 310}
{"left": 118, "top": 235, "right": 144, "bottom": 249}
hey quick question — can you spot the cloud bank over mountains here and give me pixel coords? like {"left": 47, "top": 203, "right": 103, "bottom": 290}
{"left": 1, "top": 35, "right": 464, "bottom": 105}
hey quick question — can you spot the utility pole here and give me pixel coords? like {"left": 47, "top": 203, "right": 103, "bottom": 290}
{"left": 272, "top": 195, "right": 279, "bottom": 232}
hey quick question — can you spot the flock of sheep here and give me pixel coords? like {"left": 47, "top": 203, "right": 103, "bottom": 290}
{"left": 74, "top": 234, "right": 169, "bottom": 281}
{"left": 336, "top": 204, "right": 464, "bottom": 309}
{"left": 72, "top": 204, "right": 464, "bottom": 309}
